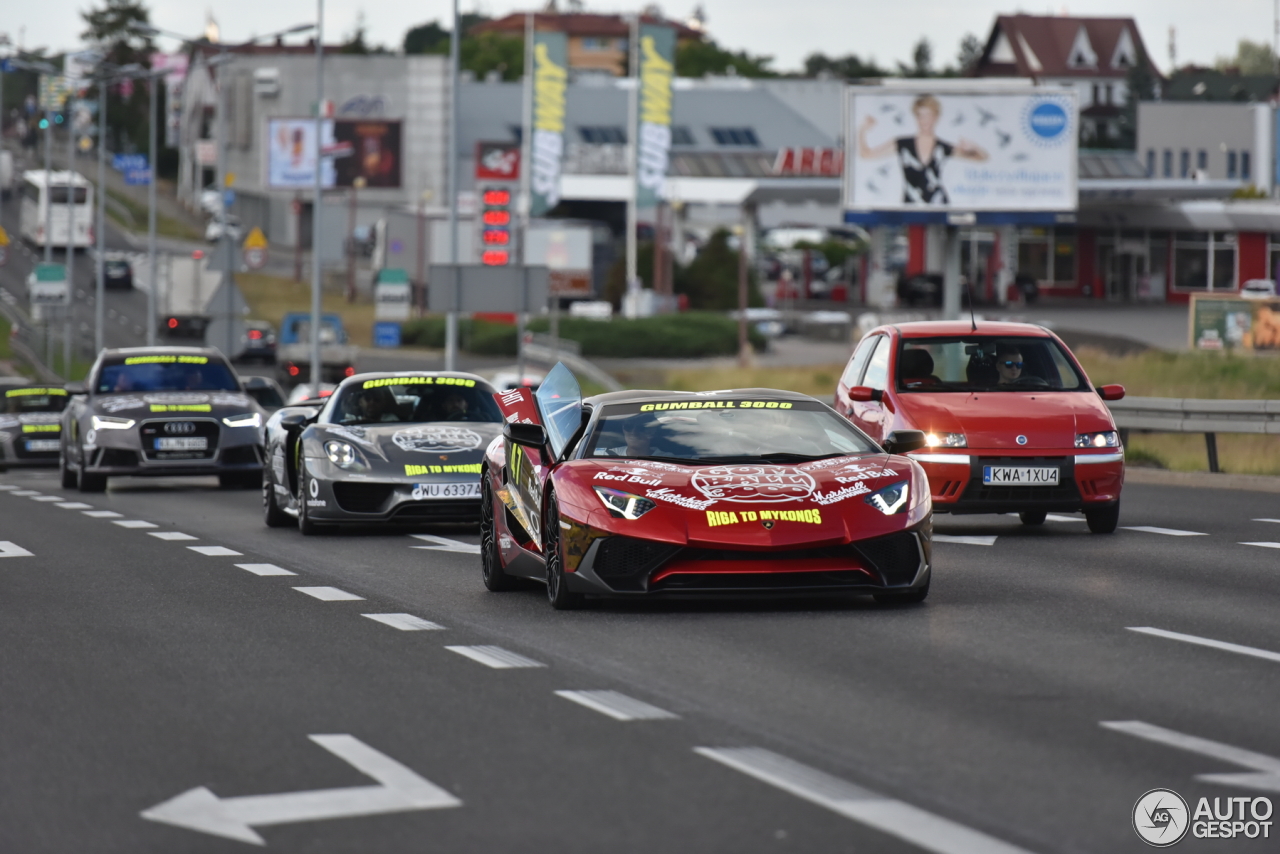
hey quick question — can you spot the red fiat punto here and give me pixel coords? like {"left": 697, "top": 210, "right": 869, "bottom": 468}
{"left": 834, "top": 321, "right": 1126, "bottom": 533}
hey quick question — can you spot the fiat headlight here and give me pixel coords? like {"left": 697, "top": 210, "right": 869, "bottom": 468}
{"left": 91, "top": 415, "right": 135, "bottom": 430}
{"left": 222, "top": 412, "right": 262, "bottom": 428}
{"left": 324, "top": 440, "right": 358, "bottom": 467}
{"left": 594, "top": 486, "right": 657, "bottom": 520}
{"left": 924, "top": 432, "right": 967, "bottom": 448}
{"left": 1075, "top": 431, "right": 1119, "bottom": 449}
{"left": 865, "top": 480, "right": 910, "bottom": 515}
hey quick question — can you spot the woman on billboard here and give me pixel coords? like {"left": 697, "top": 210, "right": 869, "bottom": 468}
{"left": 858, "top": 95, "right": 988, "bottom": 205}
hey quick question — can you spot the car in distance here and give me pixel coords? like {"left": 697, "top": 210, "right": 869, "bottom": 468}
{"left": 205, "top": 214, "right": 243, "bottom": 244}
{"left": 60, "top": 347, "right": 267, "bottom": 492}
{"left": 235, "top": 320, "right": 277, "bottom": 363}
{"left": 241, "top": 376, "right": 287, "bottom": 413}
{"left": 103, "top": 257, "right": 133, "bottom": 290}
{"left": 481, "top": 364, "right": 933, "bottom": 609}
{"left": 263, "top": 371, "right": 504, "bottom": 533}
{"left": 0, "top": 381, "right": 71, "bottom": 470}
{"left": 834, "top": 320, "right": 1125, "bottom": 533}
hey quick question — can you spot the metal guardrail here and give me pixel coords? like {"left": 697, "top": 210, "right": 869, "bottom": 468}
{"left": 1107, "top": 396, "right": 1280, "bottom": 472}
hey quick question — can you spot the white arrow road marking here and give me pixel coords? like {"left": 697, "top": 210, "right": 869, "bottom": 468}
{"left": 293, "top": 586, "right": 364, "bottom": 602}
{"left": 696, "top": 747, "right": 1036, "bottom": 854}
{"left": 188, "top": 546, "right": 243, "bottom": 556}
{"left": 1128, "top": 627, "right": 1280, "bottom": 664}
{"left": 236, "top": 563, "right": 296, "bottom": 577}
{"left": 140, "top": 734, "right": 462, "bottom": 845}
{"left": 55, "top": 502, "right": 93, "bottom": 509}
{"left": 114, "top": 520, "right": 158, "bottom": 529}
{"left": 932, "top": 534, "right": 999, "bottom": 546}
{"left": 362, "top": 613, "right": 444, "bottom": 631}
{"left": 409, "top": 534, "right": 481, "bottom": 554}
{"left": 445, "top": 645, "right": 545, "bottom": 669}
{"left": 1241, "top": 542, "right": 1280, "bottom": 550}
{"left": 149, "top": 532, "right": 197, "bottom": 541}
{"left": 1102, "top": 721, "right": 1280, "bottom": 793}
{"left": 0, "top": 541, "right": 35, "bottom": 558}
{"left": 83, "top": 510, "right": 123, "bottom": 518}
{"left": 555, "top": 690, "right": 677, "bottom": 721}
{"left": 1121, "top": 526, "right": 1207, "bottom": 537}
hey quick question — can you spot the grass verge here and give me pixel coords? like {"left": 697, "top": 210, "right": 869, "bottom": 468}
{"left": 105, "top": 187, "right": 204, "bottom": 243}
{"left": 235, "top": 272, "right": 376, "bottom": 348}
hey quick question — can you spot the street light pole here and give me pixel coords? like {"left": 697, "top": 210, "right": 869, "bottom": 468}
{"left": 95, "top": 75, "right": 106, "bottom": 354}
{"left": 444, "top": 0, "right": 460, "bottom": 372}
{"left": 64, "top": 111, "right": 75, "bottom": 374}
{"left": 147, "top": 67, "right": 157, "bottom": 345}
{"left": 311, "top": 0, "right": 324, "bottom": 388}
{"left": 42, "top": 101, "right": 52, "bottom": 263}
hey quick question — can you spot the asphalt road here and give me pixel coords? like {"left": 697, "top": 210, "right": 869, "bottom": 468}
{"left": 2, "top": 469, "right": 1278, "bottom": 852}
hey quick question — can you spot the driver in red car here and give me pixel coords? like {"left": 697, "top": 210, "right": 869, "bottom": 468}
{"left": 995, "top": 344, "right": 1024, "bottom": 386}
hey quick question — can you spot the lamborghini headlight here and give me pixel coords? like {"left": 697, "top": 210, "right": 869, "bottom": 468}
{"left": 593, "top": 486, "right": 657, "bottom": 520}
{"left": 924, "top": 432, "right": 967, "bottom": 448}
{"left": 865, "top": 480, "right": 910, "bottom": 515}
{"left": 1075, "top": 431, "right": 1118, "bottom": 449}
{"left": 91, "top": 415, "right": 135, "bottom": 430}
{"left": 222, "top": 412, "right": 262, "bottom": 428}
{"left": 324, "top": 441, "right": 358, "bottom": 467}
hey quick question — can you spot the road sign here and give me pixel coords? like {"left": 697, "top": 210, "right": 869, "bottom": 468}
{"left": 0, "top": 226, "right": 9, "bottom": 247}
{"left": 28, "top": 263, "right": 69, "bottom": 305}
{"left": 373, "top": 321, "right": 402, "bottom": 348}
{"left": 243, "top": 247, "right": 267, "bottom": 270}
{"left": 124, "top": 168, "right": 151, "bottom": 186}
{"left": 78, "top": 135, "right": 93, "bottom": 152}
{"left": 140, "top": 734, "right": 461, "bottom": 844}
{"left": 38, "top": 75, "right": 70, "bottom": 110}
{"left": 223, "top": 189, "right": 236, "bottom": 206}
{"left": 0, "top": 59, "right": 14, "bottom": 73}
{"left": 243, "top": 227, "right": 268, "bottom": 250}
{"left": 113, "top": 153, "right": 147, "bottom": 172}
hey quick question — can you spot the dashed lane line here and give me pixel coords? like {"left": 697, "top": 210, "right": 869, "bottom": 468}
{"left": 30, "top": 495, "right": 63, "bottom": 502}
{"left": 0, "top": 484, "right": 19, "bottom": 491}
{"left": 1044, "top": 514, "right": 1086, "bottom": 522}
{"left": 1253, "top": 518, "right": 1280, "bottom": 524}
{"left": 1128, "top": 627, "right": 1280, "bottom": 665}
{"left": 148, "top": 532, "right": 197, "bottom": 541}
{"left": 55, "top": 502, "right": 93, "bottom": 510}
{"left": 555, "top": 690, "right": 678, "bottom": 721}
{"left": 293, "top": 586, "right": 364, "bottom": 602}
{"left": 113, "top": 520, "right": 158, "bottom": 529}
{"left": 10, "top": 490, "right": 39, "bottom": 496}
{"left": 187, "top": 546, "right": 243, "bottom": 556}
{"left": 362, "top": 613, "right": 444, "bottom": 631}
{"left": 932, "top": 534, "right": 999, "bottom": 546}
{"left": 236, "top": 563, "right": 296, "bottom": 576}
{"left": 83, "top": 510, "right": 123, "bottom": 518}
{"left": 0, "top": 542, "right": 35, "bottom": 558}
{"left": 1101, "top": 720, "right": 1280, "bottom": 785}
{"left": 695, "top": 747, "right": 1036, "bottom": 854}
{"left": 409, "top": 534, "right": 482, "bottom": 554}
{"left": 1121, "top": 526, "right": 1208, "bottom": 537}
{"left": 445, "top": 645, "right": 545, "bottom": 669}
{"left": 1241, "top": 542, "right": 1280, "bottom": 550}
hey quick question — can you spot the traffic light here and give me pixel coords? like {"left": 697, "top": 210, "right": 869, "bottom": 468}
{"left": 479, "top": 186, "right": 512, "bottom": 266}
{"left": 38, "top": 118, "right": 49, "bottom": 130}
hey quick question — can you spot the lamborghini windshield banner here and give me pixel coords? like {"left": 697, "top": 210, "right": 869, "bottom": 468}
{"left": 636, "top": 23, "right": 675, "bottom": 209}
{"left": 530, "top": 31, "right": 568, "bottom": 217}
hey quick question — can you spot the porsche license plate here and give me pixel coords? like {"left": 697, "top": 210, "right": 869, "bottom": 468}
{"left": 25, "top": 439, "right": 60, "bottom": 452}
{"left": 983, "top": 466, "right": 1059, "bottom": 485}
{"left": 413, "top": 482, "right": 481, "bottom": 499}
{"left": 155, "top": 437, "right": 208, "bottom": 451}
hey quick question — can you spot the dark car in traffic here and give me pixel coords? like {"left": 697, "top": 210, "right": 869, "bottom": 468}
{"left": 103, "top": 258, "right": 133, "bottom": 290}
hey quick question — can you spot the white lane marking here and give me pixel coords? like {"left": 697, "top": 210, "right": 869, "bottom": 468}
{"left": 409, "top": 534, "right": 482, "bottom": 554}
{"left": 236, "top": 563, "right": 297, "bottom": 576}
{"left": 445, "top": 645, "right": 545, "bottom": 669}
{"left": 1101, "top": 721, "right": 1280, "bottom": 792}
{"left": 148, "top": 531, "right": 198, "bottom": 541}
{"left": 555, "top": 690, "right": 678, "bottom": 721}
{"left": 10, "top": 490, "right": 40, "bottom": 496}
{"left": 933, "top": 534, "right": 999, "bottom": 546}
{"left": 55, "top": 502, "right": 93, "bottom": 509}
{"left": 1128, "top": 626, "right": 1280, "bottom": 665}
{"left": 1241, "top": 542, "right": 1280, "bottom": 550}
{"left": 187, "top": 546, "right": 243, "bottom": 556}
{"left": 695, "top": 747, "right": 1036, "bottom": 854}
{"left": 0, "top": 484, "right": 19, "bottom": 491}
{"left": 83, "top": 510, "right": 123, "bottom": 518}
{"left": 1121, "top": 526, "right": 1207, "bottom": 537}
{"left": 140, "top": 734, "right": 461, "bottom": 844}
{"left": 31, "top": 495, "right": 63, "bottom": 502}
{"left": 113, "top": 520, "right": 158, "bottom": 529}
{"left": 293, "top": 586, "right": 364, "bottom": 602}
{"left": 1045, "top": 514, "right": 1086, "bottom": 522}
{"left": 362, "top": 613, "right": 444, "bottom": 631}
{"left": 0, "top": 541, "right": 35, "bottom": 558}
{"left": 1253, "top": 518, "right": 1280, "bottom": 524}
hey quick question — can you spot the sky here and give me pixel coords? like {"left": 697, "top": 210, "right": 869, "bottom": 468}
{"left": 5, "top": 0, "right": 1274, "bottom": 76}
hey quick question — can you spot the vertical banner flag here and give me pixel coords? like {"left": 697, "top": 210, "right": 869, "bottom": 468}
{"left": 530, "top": 31, "right": 568, "bottom": 217}
{"left": 636, "top": 24, "right": 676, "bottom": 208}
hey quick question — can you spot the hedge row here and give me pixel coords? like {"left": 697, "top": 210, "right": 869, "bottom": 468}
{"left": 398, "top": 312, "right": 764, "bottom": 358}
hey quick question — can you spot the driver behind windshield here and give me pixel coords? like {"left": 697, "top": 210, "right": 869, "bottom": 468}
{"left": 613, "top": 413, "right": 680, "bottom": 458}
{"left": 996, "top": 344, "right": 1024, "bottom": 386}
{"left": 341, "top": 387, "right": 400, "bottom": 424}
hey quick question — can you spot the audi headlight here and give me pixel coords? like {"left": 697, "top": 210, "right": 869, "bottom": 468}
{"left": 222, "top": 412, "right": 262, "bottom": 428}
{"left": 91, "top": 415, "right": 135, "bottom": 430}
{"left": 594, "top": 486, "right": 657, "bottom": 520}
{"left": 865, "top": 480, "right": 910, "bottom": 515}
{"left": 1075, "top": 431, "right": 1119, "bottom": 449}
{"left": 324, "top": 440, "right": 358, "bottom": 467}
{"left": 924, "top": 432, "right": 967, "bottom": 448}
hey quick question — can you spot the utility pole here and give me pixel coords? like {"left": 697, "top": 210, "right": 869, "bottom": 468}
{"left": 214, "top": 44, "right": 236, "bottom": 359}
{"left": 147, "top": 67, "right": 158, "bottom": 345}
{"left": 624, "top": 14, "right": 639, "bottom": 314}
{"left": 444, "top": 0, "right": 461, "bottom": 371}
{"left": 311, "top": 0, "right": 324, "bottom": 388}
{"left": 94, "top": 76, "right": 106, "bottom": 353}
{"left": 64, "top": 113, "right": 75, "bottom": 373}
{"left": 42, "top": 97, "right": 52, "bottom": 263}
{"left": 517, "top": 11, "right": 533, "bottom": 384}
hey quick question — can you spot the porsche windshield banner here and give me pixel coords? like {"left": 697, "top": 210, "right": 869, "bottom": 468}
{"left": 636, "top": 23, "right": 676, "bottom": 208}
{"left": 530, "top": 31, "right": 568, "bottom": 217}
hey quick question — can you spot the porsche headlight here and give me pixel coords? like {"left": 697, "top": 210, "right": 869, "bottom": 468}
{"left": 222, "top": 412, "right": 262, "bottom": 428}
{"left": 865, "top": 480, "right": 910, "bottom": 515}
{"left": 594, "top": 486, "right": 657, "bottom": 520}
{"left": 924, "top": 432, "right": 967, "bottom": 448}
{"left": 91, "top": 415, "right": 135, "bottom": 430}
{"left": 1075, "top": 431, "right": 1119, "bottom": 449}
{"left": 324, "top": 441, "right": 358, "bottom": 467}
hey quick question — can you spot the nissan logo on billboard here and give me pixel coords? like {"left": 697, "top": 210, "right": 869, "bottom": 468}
{"left": 163, "top": 421, "right": 196, "bottom": 435}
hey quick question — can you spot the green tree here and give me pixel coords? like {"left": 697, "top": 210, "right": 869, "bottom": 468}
{"left": 1118, "top": 49, "right": 1158, "bottom": 150}
{"left": 80, "top": 0, "right": 154, "bottom": 151}
{"left": 956, "top": 33, "right": 983, "bottom": 74}
{"left": 898, "top": 38, "right": 933, "bottom": 78}
{"left": 403, "top": 20, "right": 450, "bottom": 55}
{"left": 460, "top": 32, "right": 524, "bottom": 81}
{"left": 1216, "top": 39, "right": 1278, "bottom": 75}
{"left": 679, "top": 229, "right": 762, "bottom": 311}
{"left": 803, "top": 52, "right": 886, "bottom": 79}
{"left": 676, "top": 40, "right": 776, "bottom": 78}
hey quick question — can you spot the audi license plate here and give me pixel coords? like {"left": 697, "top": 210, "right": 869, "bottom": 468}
{"left": 413, "top": 482, "right": 481, "bottom": 499}
{"left": 155, "top": 437, "right": 208, "bottom": 451}
{"left": 26, "top": 439, "right": 60, "bottom": 452}
{"left": 983, "top": 466, "right": 1059, "bottom": 485}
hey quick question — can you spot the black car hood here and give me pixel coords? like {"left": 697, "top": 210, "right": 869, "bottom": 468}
{"left": 315, "top": 420, "right": 502, "bottom": 470}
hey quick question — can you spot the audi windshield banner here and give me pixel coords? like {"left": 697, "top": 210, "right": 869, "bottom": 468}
{"left": 843, "top": 86, "right": 1078, "bottom": 213}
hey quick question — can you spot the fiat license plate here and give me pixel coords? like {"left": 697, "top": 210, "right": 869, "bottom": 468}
{"left": 983, "top": 466, "right": 1059, "bottom": 485}
{"left": 155, "top": 437, "right": 208, "bottom": 451}
{"left": 412, "top": 482, "right": 481, "bottom": 499}
{"left": 25, "top": 439, "right": 60, "bottom": 452}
